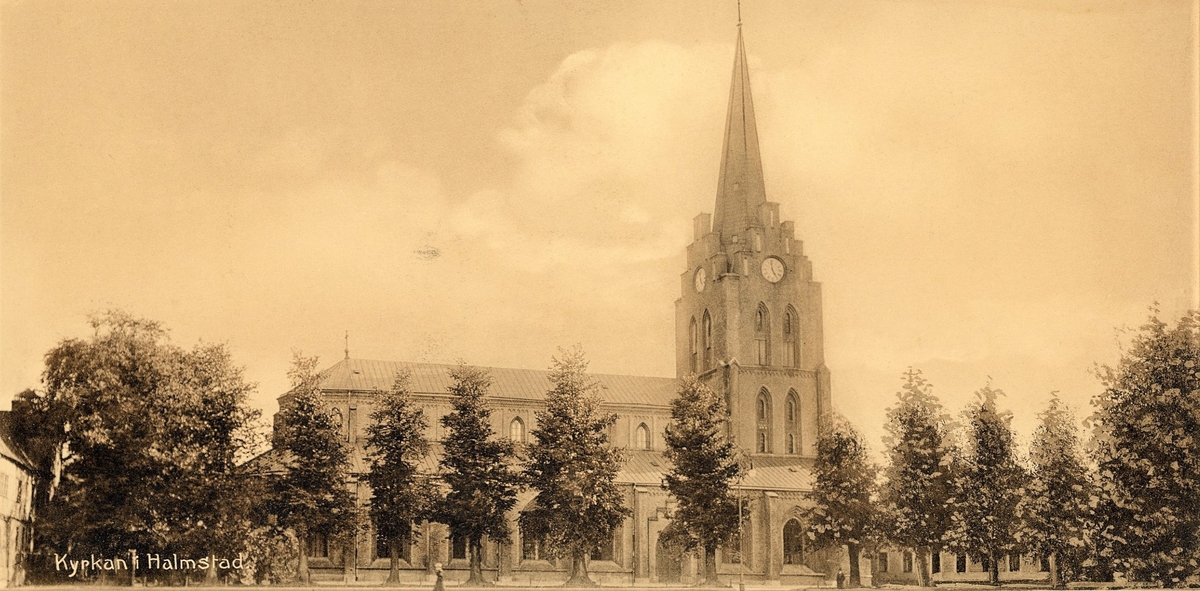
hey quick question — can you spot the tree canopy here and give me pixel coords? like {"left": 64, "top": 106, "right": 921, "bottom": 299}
{"left": 879, "top": 368, "right": 956, "bottom": 587}
{"left": 13, "top": 310, "right": 261, "bottom": 580}
{"left": 949, "top": 384, "right": 1027, "bottom": 586}
{"left": 520, "top": 347, "right": 630, "bottom": 587}
{"left": 365, "top": 370, "right": 434, "bottom": 585}
{"left": 269, "top": 353, "right": 356, "bottom": 584}
{"left": 437, "top": 364, "right": 520, "bottom": 586}
{"left": 1090, "top": 310, "right": 1200, "bottom": 587}
{"left": 1016, "top": 395, "right": 1094, "bottom": 588}
{"left": 660, "top": 376, "right": 744, "bottom": 586}
{"left": 805, "top": 416, "right": 880, "bottom": 588}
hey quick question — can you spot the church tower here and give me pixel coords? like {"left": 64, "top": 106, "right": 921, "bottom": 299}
{"left": 675, "top": 25, "right": 831, "bottom": 459}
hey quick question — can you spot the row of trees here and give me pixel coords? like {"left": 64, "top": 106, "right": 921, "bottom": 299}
{"left": 12, "top": 313, "right": 756, "bottom": 587}
{"left": 258, "top": 345, "right": 634, "bottom": 587}
{"left": 14, "top": 313, "right": 635, "bottom": 585}
{"left": 13, "top": 309, "right": 1196, "bottom": 588}
{"left": 15, "top": 312, "right": 696, "bottom": 586}
{"left": 275, "top": 348, "right": 757, "bottom": 588}
{"left": 802, "top": 310, "right": 1199, "bottom": 589}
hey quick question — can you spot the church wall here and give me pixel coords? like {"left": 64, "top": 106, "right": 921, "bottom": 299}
{"left": 294, "top": 387, "right": 825, "bottom": 587}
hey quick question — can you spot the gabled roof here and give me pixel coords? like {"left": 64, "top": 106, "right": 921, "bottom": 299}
{"left": 312, "top": 358, "right": 679, "bottom": 408}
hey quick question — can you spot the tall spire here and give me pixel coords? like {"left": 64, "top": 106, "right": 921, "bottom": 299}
{"left": 712, "top": 24, "right": 767, "bottom": 236}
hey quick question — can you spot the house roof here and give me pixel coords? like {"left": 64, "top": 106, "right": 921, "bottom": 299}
{"left": 0, "top": 412, "right": 36, "bottom": 472}
{"left": 312, "top": 358, "right": 679, "bottom": 408}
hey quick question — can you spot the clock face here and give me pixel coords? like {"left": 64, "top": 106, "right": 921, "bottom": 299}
{"left": 693, "top": 267, "right": 707, "bottom": 293}
{"left": 761, "top": 257, "right": 785, "bottom": 283}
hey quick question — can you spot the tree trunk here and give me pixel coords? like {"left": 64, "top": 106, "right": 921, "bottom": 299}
{"left": 704, "top": 546, "right": 718, "bottom": 587}
{"left": 297, "top": 528, "right": 310, "bottom": 585}
{"left": 386, "top": 538, "right": 401, "bottom": 585}
{"left": 847, "top": 543, "right": 861, "bottom": 588}
{"left": 988, "top": 551, "right": 999, "bottom": 586}
{"left": 564, "top": 548, "right": 595, "bottom": 587}
{"left": 466, "top": 538, "right": 489, "bottom": 586}
{"left": 203, "top": 555, "right": 218, "bottom": 586}
{"left": 915, "top": 547, "right": 932, "bottom": 587}
{"left": 1049, "top": 551, "right": 1061, "bottom": 589}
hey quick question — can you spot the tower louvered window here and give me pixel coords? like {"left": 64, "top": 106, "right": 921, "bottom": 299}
{"left": 755, "top": 303, "right": 770, "bottom": 366}
{"left": 689, "top": 317, "right": 698, "bottom": 373}
{"left": 786, "top": 390, "right": 801, "bottom": 455}
{"left": 784, "top": 306, "right": 798, "bottom": 367}
{"left": 702, "top": 311, "right": 713, "bottom": 371}
{"left": 756, "top": 389, "right": 771, "bottom": 453}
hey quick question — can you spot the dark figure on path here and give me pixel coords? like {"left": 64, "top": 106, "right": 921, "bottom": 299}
{"left": 434, "top": 563, "right": 445, "bottom": 591}
{"left": 836, "top": 569, "right": 846, "bottom": 589}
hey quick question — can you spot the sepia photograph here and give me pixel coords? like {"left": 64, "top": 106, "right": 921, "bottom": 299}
{"left": 1, "top": 1, "right": 1197, "bottom": 589}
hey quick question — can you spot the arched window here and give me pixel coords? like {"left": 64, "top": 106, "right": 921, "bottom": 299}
{"left": 519, "top": 501, "right": 546, "bottom": 561}
{"left": 635, "top": 423, "right": 650, "bottom": 450}
{"left": 330, "top": 407, "right": 347, "bottom": 442}
{"left": 756, "top": 389, "right": 771, "bottom": 453}
{"left": 783, "top": 519, "right": 805, "bottom": 565}
{"left": 689, "top": 317, "right": 698, "bottom": 373}
{"left": 521, "top": 525, "right": 543, "bottom": 561}
{"left": 786, "top": 389, "right": 801, "bottom": 455}
{"left": 783, "top": 306, "right": 799, "bottom": 367}
{"left": 755, "top": 303, "right": 771, "bottom": 366}
{"left": 510, "top": 417, "right": 526, "bottom": 443}
{"left": 702, "top": 310, "right": 713, "bottom": 371}
{"left": 375, "top": 523, "right": 412, "bottom": 563}
{"left": 451, "top": 530, "right": 467, "bottom": 560}
{"left": 590, "top": 529, "right": 616, "bottom": 561}
{"left": 307, "top": 533, "right": 329, "bottom": 558}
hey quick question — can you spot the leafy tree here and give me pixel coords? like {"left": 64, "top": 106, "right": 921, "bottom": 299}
{"left": 437, "top": 365, "right": 521, "bottom": 586}
{"left": 520, "top": 347, "right": 631, "bottom": 587}
{"left": 13, "top": 310, "right": 260, "bottom": 580}
{"left": 1016, "top": 395, "right": 1094, "bottom": 588}
{"left": 805, "top": 416, "right": 880, "bottom": 588}
{"left": 949, "top": 384, "right": 1027, "bottom": 586}
{"left": 1090, "top": 309, "right": 1199, "bottom": 587}
{"left": 269, "top": 353, "right": 356, "bottom": 584}
{"left": 879, "top": 368, "right": 957, "bottom": 587}
{"left": 660, "top": 376, "right": 744, "bottom": 586}
{"left": 365, "top": 371, "right": 435, "bottom": 585}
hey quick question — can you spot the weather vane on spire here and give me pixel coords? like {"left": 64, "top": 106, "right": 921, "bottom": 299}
{"left": 344, "top": 330, "right": 349, "bottom": 360}
{"left": 737, "top": 0, "right": 742, "bottom": 27}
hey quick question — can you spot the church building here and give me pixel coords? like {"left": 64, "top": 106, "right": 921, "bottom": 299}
{"left": 265, "top": 26, "right": 840, "bottom": 586}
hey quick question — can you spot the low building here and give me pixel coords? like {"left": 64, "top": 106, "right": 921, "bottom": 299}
{"left": 872, "top": 547, "right": 1050, "bottom": 585}
{"left": 0, "top": 413, "right": 36, "bottom": 587}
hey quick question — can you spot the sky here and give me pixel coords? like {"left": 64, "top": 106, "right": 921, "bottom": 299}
{"left": 3, "top": 0, "right": 1197, "bottom": 454}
